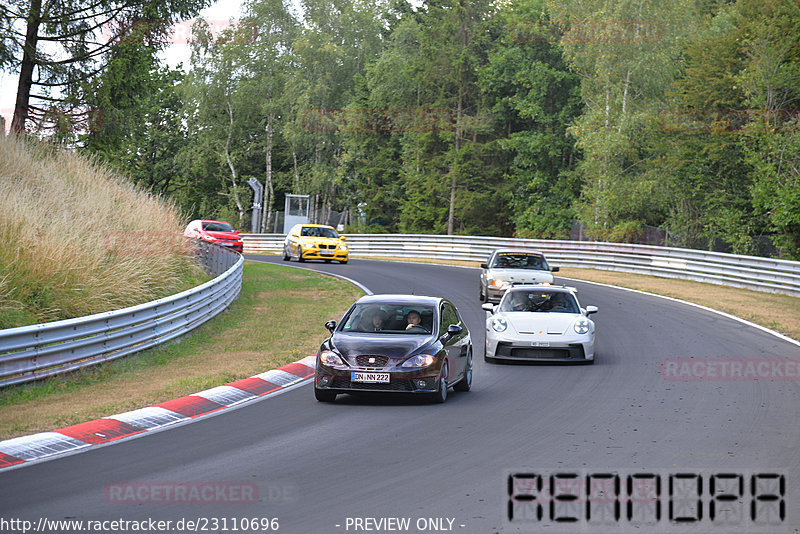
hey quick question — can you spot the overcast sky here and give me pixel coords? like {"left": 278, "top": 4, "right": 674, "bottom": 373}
{"left": 1, "top": 0, "right": 245, "bottom": 133}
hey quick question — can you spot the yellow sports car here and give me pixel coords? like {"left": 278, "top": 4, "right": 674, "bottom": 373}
{"left": 283, "top": 224, "right": 349, "bottom": 263}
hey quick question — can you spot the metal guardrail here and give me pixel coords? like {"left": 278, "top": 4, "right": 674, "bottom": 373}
{"left": 0, "top": 241, "right": 242, "bottom": 387}
{"left": 242, "top": 233, "right": 800, "bottom": 297}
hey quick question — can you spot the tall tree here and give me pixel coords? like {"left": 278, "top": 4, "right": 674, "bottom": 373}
{"left": 3, "top": 0, "right": 207, "bottom": 133}
{"left": 478, "top": 0, "right": 583, "bottom": 238}
{"left": 283, "top": 0, "right": 387, "bottom": 224}
{"left": 183, "top": 19, "right": 261, "bottom": 224}
{"left": 736, "top": 0, "right": 800, "bottom": 257}
{"left": 241, "top": 0, "right": 299, "bottom": 231}
{"left": 548, "top": 0, "right": 694, "bottom": 241}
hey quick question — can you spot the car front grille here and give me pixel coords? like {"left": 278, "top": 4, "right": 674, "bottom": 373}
{"left": 355, "top": 355, "right": 390, "bottom": 368}
{"left": 330, "top": 379, "right": 414, "bottom": 391}
{"left": 496, "top": 342, "right": 584, "bottom": 360}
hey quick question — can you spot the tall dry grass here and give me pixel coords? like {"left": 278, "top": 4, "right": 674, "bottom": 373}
{"left": 0, "top": 135, "right": 205, "bottom": 329}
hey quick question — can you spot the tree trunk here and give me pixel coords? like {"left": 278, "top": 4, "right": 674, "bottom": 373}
{"left": 447, "top": 86, "right": 463, "bottom": 235}
{"left": 619, "top": 69, "right": 631, "bottom": 134}
{"left": 262, "top": 113, "right": 275, "bottom": 233}
{"left": 292, "top": 148, "right": 300, "bottom": 193}
{"left": 11, "top": 0, "right": 42, "bottom": 133}
{"left": 224, "top": 100, "right": 245, "bottom": 224}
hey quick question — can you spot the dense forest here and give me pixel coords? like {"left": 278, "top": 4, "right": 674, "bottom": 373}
{"left": 4, "top": 0, "right": 800, "bottom": 257}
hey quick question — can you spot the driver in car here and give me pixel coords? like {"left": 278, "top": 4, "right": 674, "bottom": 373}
{"left": 509, "top": 293, "right": 529, "bottom": 311}
{"left": 405, "top": 310, "right": 422, "bottom": 330}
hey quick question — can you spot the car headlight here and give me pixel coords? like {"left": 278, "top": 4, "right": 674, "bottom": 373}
{"left": 319, "top": 350, "right": 345, "bottom": 366}
{"left": 339, "top": 243, "right": 348, "bottom": 250}
{"left": 491, "top": 317, "right": 507, "bottom": 332}
{"left": 574, "top": 318, "right": 590, "bottom": 334}
{"left": 402, "top": 354, "right": 436, "bottom": 368}
{"left": 489, "top": 279, "right": 509, "bottom": 289}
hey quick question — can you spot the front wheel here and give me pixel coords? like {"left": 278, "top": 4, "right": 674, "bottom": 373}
{"left": 282, "top": 246, "right": 290, "bottom": 261}
{"left": 453, "top": 350, "right": 472, "bottom": 392}
{"left": 339, "top": 258, "right": 348, "bottom": 264}
{"left": 314, "top": 387, "right": 337, "bottom": 402}
{"left": 430, "top": 363, "right": 448, "bottom": 404}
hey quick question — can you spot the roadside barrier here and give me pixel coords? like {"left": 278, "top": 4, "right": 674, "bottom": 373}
{"left": 243, "top": 233, "right": 800, "bottom": 297}
{"left": 0, "top": 241, "right": 242, "bottom": 387}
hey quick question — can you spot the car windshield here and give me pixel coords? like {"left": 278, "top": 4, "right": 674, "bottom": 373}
{"left": 202, "top": 221, "right": 234, "bottom": 232}
{"left": 491, "top": 253, "right": 547, "bottom": 270}
{"left": 301, "top": 226, "right": 339, "bottom": 238}
{"left": 341, "top": 304, "right": 435, "bottom": 334}
{"left": 499, "top": 290, "right": 578, "bottom": 314}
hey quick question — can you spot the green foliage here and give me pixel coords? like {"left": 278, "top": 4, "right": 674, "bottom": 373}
{"left": 478, "top": 0, "right": 582, "bottom": 238}
{"left": 65, "top": 0, "right": 800, "bottom": 258}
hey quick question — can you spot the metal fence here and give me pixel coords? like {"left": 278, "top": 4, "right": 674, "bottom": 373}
{"left": 242, "top": 233, "right": 800, "bottom": 297}
{"left": 0, "top": 241, "right": 242, "bottom": 388}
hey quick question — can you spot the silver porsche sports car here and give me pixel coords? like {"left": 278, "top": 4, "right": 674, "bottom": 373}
{"left": 483, "top": 285, "right": 597, "bottom": 363}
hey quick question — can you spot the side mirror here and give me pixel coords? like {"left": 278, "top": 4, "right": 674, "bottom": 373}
{"left": 290, "top": 233, "right": 299, "bottom": 238}
{"left": 325, "top": 320, "right": 337, "bottom": 333}
{"left": 551, "top": 266, "right": 560, "bottom": 272}
{"left": 445, "top": 324, "right": 463, "bottom": 338}
{"left": 585, "top": 306, "right": 598, "bottom": 315}
{"left": 481, "top": 303, "right": 495, "bottom": 313}
{"left": 340, "top": 235, "right": 346, "bottom": 241}
{"left": 480, "top": 263, "right": 488, "bottom": 269}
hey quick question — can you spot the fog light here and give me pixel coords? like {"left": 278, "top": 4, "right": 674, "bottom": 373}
{"left": 418, "top": 380, "right": 427, "bottom": 388}
{"left": 319, "top": 375, "right": 330, "bottom": 385}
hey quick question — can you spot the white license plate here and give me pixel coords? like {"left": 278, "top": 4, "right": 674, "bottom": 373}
{"left": 531, "top": 341, "right": 550, "bottom": 347}
{"left": 220, "top": 242, "right": 234, "bottom": 246}
{"left": 321, "top": 250, "right": 334, "bottom": 255}
{"left": 351, "top": 372, "right": 390, "bottom": 383}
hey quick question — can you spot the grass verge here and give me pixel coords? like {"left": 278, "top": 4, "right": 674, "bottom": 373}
{"left": 0, "top": 135, "right": 205, "bottom": 329}
{"left": 359, "top": 256, "right": 800, "bottom": 341}
{"left": 0, "top": 261, "right": 362, "bottom": 440}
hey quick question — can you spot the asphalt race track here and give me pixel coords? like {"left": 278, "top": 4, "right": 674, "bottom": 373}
{"left": 1, "top": 257, "right": 798, "bottom": 533}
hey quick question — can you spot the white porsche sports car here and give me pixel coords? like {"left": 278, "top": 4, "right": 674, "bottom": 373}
{"left": 483, "top": 285, "right": 597, "bottom": 363}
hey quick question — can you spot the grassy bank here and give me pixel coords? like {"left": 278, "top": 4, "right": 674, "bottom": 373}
{"left": 0, "top": 135, "right": 205, "bottom": 328}
{"left": 0, "top": 261, "right": 362, "bottom": 440}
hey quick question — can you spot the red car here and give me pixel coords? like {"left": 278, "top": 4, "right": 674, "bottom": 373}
{"left": 184, "top": 219, "right": 243, "bottom": 253}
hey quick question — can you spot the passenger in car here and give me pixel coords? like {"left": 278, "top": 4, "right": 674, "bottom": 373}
{"left": 362, "top": 310, "right": 385, "bottom": 332}
{"left": 546, "top": 293, "right": 574, "bottom": 313}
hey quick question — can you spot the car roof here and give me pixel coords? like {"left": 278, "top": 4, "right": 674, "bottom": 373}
{"left": 199, "top": 219, "right": 233, "bottom": 224}
{"left": 491, "top": 248, "right": 545, "bottom": 256}
{"left": 505, "top": 284, "right": 573, "bottom": 294}
{"left": 354, "top": 294, "right": 444, "bottom": 307}
{"left": 299, "top": 224, "right": 336, "bottom": 229}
